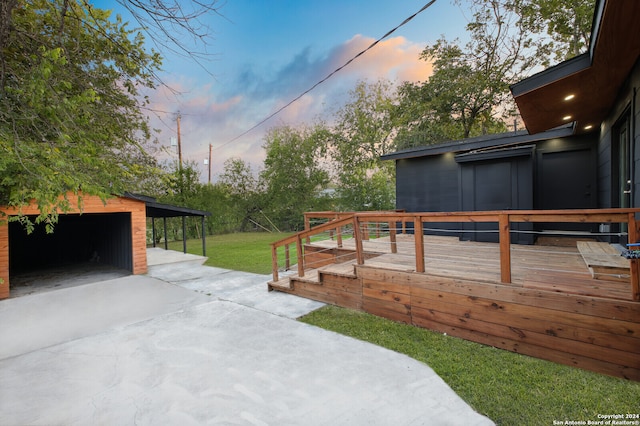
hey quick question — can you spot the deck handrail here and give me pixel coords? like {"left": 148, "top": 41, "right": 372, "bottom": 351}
{"left": 271, "top": 208, "right": 640, "bottom": 300}
{"left": 270, "top": 214, "right": 358, "bottom": 282}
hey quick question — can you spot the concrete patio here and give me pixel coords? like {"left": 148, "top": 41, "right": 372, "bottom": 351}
{"left": 0, "top": 248, "right": 494, "bottom": 425}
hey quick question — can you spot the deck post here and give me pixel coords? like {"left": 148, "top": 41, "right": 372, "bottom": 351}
{"left": 628, "top": 212, "right": 640, "bottom": 301}
{"left": 304, "top": 214, "right": 311, "bottom": 245}
{"left": 296, "top": 234, "right": 304, "bottom": 277}
{"left": 285, "top": 244, "right": 290, "bottom": 271}
{"left": 499, "top": 213, "right": 512, "bottom": 283}
{"left": 389, "top": 221, "right": 397, "bottom": 254}
{"left": 414, "top": 216, "right": 425, "bottom": 273}
{"left": 336, "top": 224, "right": 343, "bottom": 248}
{"left": 353, "top": 216, "right": 365, "bottom": 265}
{"left": 271, "top": 244, "right": 279, "bottom": 282}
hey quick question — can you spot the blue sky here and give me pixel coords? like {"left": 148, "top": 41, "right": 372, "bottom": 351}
{"left": 99, "top": 0, "right": 470, "bottom": 180}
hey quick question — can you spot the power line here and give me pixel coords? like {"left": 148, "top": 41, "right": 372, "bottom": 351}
{"left": 213, "top": 0, "right": 437, "bottom": 151}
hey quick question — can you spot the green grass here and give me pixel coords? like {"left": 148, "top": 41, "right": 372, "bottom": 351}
{"left": 300, "top": 305, "right": 640, "bottom": 426}
{"left": 167, "top": 233, "right": 640, "bottom": 425}
{"left": 166, "top": 232, "right": 291, "bottom": 274}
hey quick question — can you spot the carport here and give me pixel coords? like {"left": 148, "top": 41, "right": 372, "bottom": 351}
{"left": 125, "top": 193, "right": 211, "bottom": 256}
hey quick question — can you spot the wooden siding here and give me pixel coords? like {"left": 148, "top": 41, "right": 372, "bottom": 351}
{"left": 0, "top": 192, "right": 147, "bottom": 299}
{"left": 358, "top": 264, "right": 640, "bottom": 381}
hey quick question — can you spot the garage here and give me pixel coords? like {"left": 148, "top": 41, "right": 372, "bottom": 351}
{"left": 0, "top": 192, "right": 148, "bottom": 299}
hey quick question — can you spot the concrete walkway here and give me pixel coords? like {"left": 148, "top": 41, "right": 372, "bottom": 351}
{"left": 0, "top": 249, "right": 494, "bottom": 425}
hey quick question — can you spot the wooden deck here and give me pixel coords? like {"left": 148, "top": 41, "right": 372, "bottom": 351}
{"left": 307, "top": 234, "right": 632, "bottom": 300}
{"left": 270, "top": 231, "right": 640, "bottom": 380}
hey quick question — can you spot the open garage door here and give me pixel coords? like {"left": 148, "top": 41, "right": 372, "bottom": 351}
{"left": 9, "top": 213, "right": 133, "bottom": 276}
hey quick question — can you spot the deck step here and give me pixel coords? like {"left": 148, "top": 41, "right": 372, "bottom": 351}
{"left": 293, "top": 269, "right": 321, "bottom": 284}
{"left": 268, "top": 277, "right": 292, "bottom": 291}
{"left": 319, "top": 261, "right": 357, "bottom": 278}
{"left": 576, "top": 241, "right": 630, "bottom": 280}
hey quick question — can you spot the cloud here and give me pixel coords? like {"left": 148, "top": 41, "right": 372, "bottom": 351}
{"left": 147, "top": 34, "right": 434, "bottom": 182}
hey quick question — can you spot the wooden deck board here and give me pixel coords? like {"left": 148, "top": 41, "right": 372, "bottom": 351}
{"left": 576, "top": 241, "right": 630, "bottom": 281}
{"left": 307, "top": 234, "right": 632, "bottom": 300}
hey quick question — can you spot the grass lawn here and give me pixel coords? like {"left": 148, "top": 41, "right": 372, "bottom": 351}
{"left": 300, "top": 305, "right": 640, "bottom": 426}
{"left": 168, "top": 232, "right": 640, "bottom": 425}
{"left": 166, "top": 232, "right": 292, "bottom": 274}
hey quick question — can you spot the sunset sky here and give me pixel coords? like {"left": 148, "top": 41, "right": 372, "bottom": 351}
{"left": 99, "top": 0, "right": 470, "bottom": 181}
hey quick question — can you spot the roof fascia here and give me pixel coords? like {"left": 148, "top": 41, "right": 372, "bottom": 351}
{"left": 381, "top": 126, "right": 574, "bottom": 161}
{"left": 510, "top": 53, "right": 591, "bottom": 97}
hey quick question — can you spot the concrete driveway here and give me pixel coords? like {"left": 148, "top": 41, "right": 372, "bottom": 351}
{"left": 0, "top": 249, "right": 494, "bottom": 425}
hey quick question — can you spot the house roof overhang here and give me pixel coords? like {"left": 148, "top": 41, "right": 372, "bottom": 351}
{"left": 510, "top": 0, "right": 640, "bottom": 135}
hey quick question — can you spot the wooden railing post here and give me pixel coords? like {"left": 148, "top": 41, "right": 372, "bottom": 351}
{"left": 271, "top": 244, "right": 279, "bottom": 282}
{"left": 304, "top": 214, "right": 311, "bottom": 244}
{"left": 353, "top": 216, "right": 365, "bottom": 265}
{"left": 628, "top": 212, "right": 640, "bottom": 301}
{"left": 285, "top": 244, "right": 290, "bottom": 271}
{"left": 389, "top": 221, "right": 397, "bottom": 254}
{"left": 296, "top": 234, "right": 304, "bottom": 277}
{"left": 337, "top": 224, "right": 343, "bottom": 248}
{"left": 499, "top": 213, "right": 512, "bottom": 284}
{"left": 414, "top": 216, "right": 425, "bottom": 273}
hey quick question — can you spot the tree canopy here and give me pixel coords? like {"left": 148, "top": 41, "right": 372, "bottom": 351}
{"left": 0, "top": 0, "right": 166, "bottom": 230}
{"left": 395, "top": 0, "right": 596, "bottom": 149}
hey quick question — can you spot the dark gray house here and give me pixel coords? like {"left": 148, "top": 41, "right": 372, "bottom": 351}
{"left": 382, "top": 0, "right": 640, "bottom": 245}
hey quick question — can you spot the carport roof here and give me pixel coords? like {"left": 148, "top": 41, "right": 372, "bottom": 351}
{"left": 124, "top": 193, "right": 211, "bottom": 218}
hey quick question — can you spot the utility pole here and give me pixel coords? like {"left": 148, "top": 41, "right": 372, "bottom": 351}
{"left": 208, "top": 143, "right": 213, "bottom": 183}
{"left": 176, "top": 112, "right": 183, "bottom": 171}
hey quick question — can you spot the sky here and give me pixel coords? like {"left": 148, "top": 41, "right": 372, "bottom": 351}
{"left": 99, "top": 0, "right": 471, "bottom": 181}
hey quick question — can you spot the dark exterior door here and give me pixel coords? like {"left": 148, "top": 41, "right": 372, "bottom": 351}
{"left": 537, "top": 146, "right": 598, "bottom": 236}
{"left": 459, "top": 153, "right": 533, "bottom": 243}
{"left": 538, "top": 148, "right": 595, "bottom": 210}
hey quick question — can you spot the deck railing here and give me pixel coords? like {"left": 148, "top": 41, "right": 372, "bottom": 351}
{"left": 271, "top": 208, "right": 640, "bottom": 301}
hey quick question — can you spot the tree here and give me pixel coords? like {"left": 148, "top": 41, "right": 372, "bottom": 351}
{"left": 0, "top": 0, "right": 163, "bottom": 231}
{"left": 218, "top": 158, "right": 265, "bottom": 232}
{"left": 395, "top": 0, "right": 596, "bottom": 148}
{"left": 260, "top": 124, "right": 331, "bottom": 230}
{"left": 518, "top": 0, "right": 596, "bottom": 64}
{"left": 330, "top": 80, "right": 397, "bottom": 211}
{"left": 161, "top": 160, "right": 202, "bottom": 203}
{"left": 112, "top": 0, "right": 222, "bottom": 73}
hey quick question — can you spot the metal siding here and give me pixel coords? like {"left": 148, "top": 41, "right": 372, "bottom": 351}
{"left": 396, "top": 155, "right": 459, "bottom": 212}
{"left": 396, "top": 155, "right": 461, "bottom": 237}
